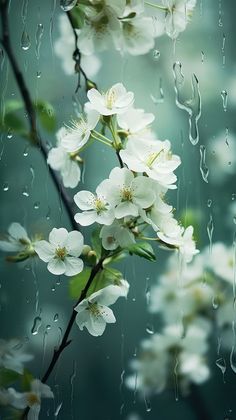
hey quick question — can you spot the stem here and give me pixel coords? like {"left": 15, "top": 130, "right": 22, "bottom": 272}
{"left": 90, "top": 133, "right": 112, "bottom": 147}
{"left": 22, "top": 256, "right": 105, "bottom": 419}
{"left": 0, "top": 0, "right": 78, "bottom": 231}
{"left": 93, "top": 129, "right": 113, "bottom": 144}
{"left": 144, "top": 1, "right": 168, "bottom": 11}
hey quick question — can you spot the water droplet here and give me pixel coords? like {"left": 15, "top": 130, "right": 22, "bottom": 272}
{"left": 3, "top": 182, "right": 9, "bottom": 191}
{"left": 200, "top": 145, "right": 209, "bottom": 183}
{"left": 23, "top": 145, "right": 29, "bottom": 157}
{"left": 201, "top": 50, "right": 204, "bottom": 63}
{"left": 153, "top": 49, "right": 160, "bottom": 60}
{"left": 31, "top": 316, "right": 42, "bottom": 335}
{"left": 207, "top": 213, "right": 214, "bottom": 254}
{"left": 221, "top": 90, "right": 228, "bottom": 112}
{"left": 173, "top": 62, "right": 201, "bottom": 145}
{"left": 53, "top": 313, "right": 59, "bottom": 322}
{"left": 46, "top": 207, "right": 51, "bottom": 220}
{"left": 146, "top": 324, "right": 154, "bottom": 335}
{"left": 216, "top": 357, "right": 226, "bottom": 382}
{"left": 7, "top": 129, "right": 13, "bottom": 139}
{"left": 212, "top": 295, "right": 220, "bottom": 309}
{"left": 232, "top": 193, "right": 236, "bottom": 201}
{"left": 51, "top": 285, "right": 56, "bottom": 292}
{"left": 207, "top": 199, "right": 212, "bottom": 208}
{"left": 36, "top": 71, "right": 41, "bottom": 78}
{"left": 46, "top": 324, "right": 51, "bottom": 330}
{"left": 21, "top": 30, "right": 31, "bottom": 51}
{"left": 233, "top": 216, "right": 236, "bottom": 225}
{"left": 60, "top": 0, "right": 77, "bottom": 11}
{"left": 230, "top": 321, "right": 236, "bottom": 373}
{"left": 22, "top": 186, "right": 29, "bottom": 197}
{"left": 54, "top": 402, "right": 63, "bottom": 417}
{"left": 144, "top": 394, "right": 152, "bottom": 412}
{"left": 21, "top": 0, "right": 29, "bottom": 25}
{"left": 35, "top": 23, "right": 44, "bottom": 59}
{"left": 34, "top": 201, "right": 40, "bottom": 210}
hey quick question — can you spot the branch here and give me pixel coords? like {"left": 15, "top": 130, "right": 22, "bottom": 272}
{"left": 21, "top": 256, "right": 106, "bottom": 419}
{"left": 0, "top": 0, "right": 78, "bottom": 231}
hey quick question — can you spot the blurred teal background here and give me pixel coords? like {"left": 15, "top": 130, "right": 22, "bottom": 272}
{"left": 1, "top": 0, "right": 236, "bottom": 419}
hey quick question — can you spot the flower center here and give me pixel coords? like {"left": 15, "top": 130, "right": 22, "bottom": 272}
{"left": 27, "top": 392, "right": 40, "bottom": 406}
{"left": 94, "top": 198, "right": 106, "bottom": 214}
{"left": 88, "top": 302, "right": 101, "bottom": 317}
{"left": 121, "top": 187, "right": 133, "bottom": 202}
{"left": 105, "top": 88, "right": 116, "bottom": 109}
{"left": 55, "top": 247, "right": 67, "bottom": 260}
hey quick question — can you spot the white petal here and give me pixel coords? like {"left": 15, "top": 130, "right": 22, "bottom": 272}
{"left": 0, "top": 240, "right": 21, "bottom": 252}
{"left": 115, "top": 202, "right": 139, "bottom": 219}
{"left": 34, "top": 241, "right": 55, "bottom": 262}
{"left": 47, "top": 258, "right": 66, "bottom": 275}
{"left": 47, "top": 147, "right": 66, "bottom": 171}
{"left": 49, "top": 228, "right": 68, "bottom": 247}
{"left": 65, "top": 231, "right": 84, "bottom": 256}
{"left": 61, "top": 160, "right": 81, "bottom": 189}
{"left": 100, "top": 305, "right": 116, "bottom": 324}
{"left": 74, "top": 211, "right": 97, "bottom": 226}
{"left": 74, "top": 191, "right": 95, "bottom": 210}
{"left": 28, "top": 404, "right": 41, "bottom": 420}
{"left": 64, "top": 257, "right": 84, "bottom": 276}
{"left": 94, "top": 284, "right": 122, "bottom": 306}
{"left": 8, "top": 223, "right": 29, "bottom": 241}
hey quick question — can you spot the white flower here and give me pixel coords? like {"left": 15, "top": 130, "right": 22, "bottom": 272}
{"left": 0, "top": 339, "right": 33, "bottom": 374}
{"left": 61, "top": 104, "right": 100, "bottom": 153}
{"left": 120, "top": 137, "right": 181, "bottom": 189}
{"left": 118, "top": 17, "right": 156, "bottom": 55}
{"left": 157, "top": 224, "right": 199, "bottom": 263}
{"left": 0, "top": 223, "right": 31, "bottom": 253}
{"left": 117, "top": 107, "right": 155, "bottom": 139}
{"left": 74, "top": 284, "right": 126, "bottom": 336}
{"left": 6, "top": 379, "right": 53, "bottom": 420}
{"left": 123, "top": 0, "right": 145, "bottom": 15}
{"left": 204, "top": 242, "right": 234, "bottom": 284}
{"left": 179, "top": 353, "right": 210, "bottom": 384}
{"left": 153, "top": 0, "right": 197, "bottom": 39}
{"left": 87, "top": 83, "right": 134, "bottom": 116}
{"left": 100, "top": 167, "right": 156, "bottom": 218}
{"left": 47, "top": 128, "right": 81, "bottom": 189}
{"left": 34, "top": 228, "right": 84, "bottom": 276}
{"left": 207, "top": 131, "right": 236, "bottom": 185}
{"left": 77, "top": 0, "right": 126, "bottom": 55}
{"left": 54, "top": 14, "right": 101, "bottom": 77}
{"left": 100, "top": 220, "right": 135, "bottom": 250}
{"left": 74, "top": 183, "right": 115, "bottom": 226}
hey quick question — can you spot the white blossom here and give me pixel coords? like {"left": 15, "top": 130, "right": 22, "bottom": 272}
{"left": 207, "top": 131, "right": 236, "bottom": 185}
{"left": 120, "top": 137, "right": 181, "bottom": 189}
{"left": 117, "top": 17, "right": 156, "bottom": 55}
{"left": 47, "top": 128, "right": 81, "bottom": 189}
{"left": 117, "top": 107, "right": 155, "bottom": 140}
{"left": 75, "top": 283, "right": 127, "bottom": 336}
{"left": 34, "top": 228, "right": 84, "bottom": 276}
{"left": 5, "top": 379, "right": 53, "bottom": 420}
{"left": 0, "top": 339, "right": 33, "bottom": 375}
{"left": 54, "top": 14, "right": 101, "bottom": 77}
{"left": 100, "top": 220, "right": 135, "bottom": 250}
{"left": 100, "top": 167, "right": 156, "bottom": 219}
{"left": 179, "top": 352, "right": 210, "bottom": 384}
{"left": 204, "top": 242, "right": 234, "bottom": 284}
{"left": 74, "top": 183, "right": 115, "bottom": 226}
{"left": 0, "top": 223, "right": 32, "bottom": 253}
{"left": 152, "top": 0, "right": 197, "bottom": 39}
{"left": 87, "top": 83, "right": 134, "bottom": 116}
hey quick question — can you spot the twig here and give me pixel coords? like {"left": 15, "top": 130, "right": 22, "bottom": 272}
{"left": 0, "top": 0, "right": 78, "bottom": 231}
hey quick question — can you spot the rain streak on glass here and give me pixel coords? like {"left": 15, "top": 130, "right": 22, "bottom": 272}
{"left": 199, "top": 145, "right": 209, "bottom": 183}
{"left": 31, "top": 316, "right": 42, "bottom": 335}
{"left": 35, "top": 23, "right": 44, "bottom": 59}
{"left": 173, "top": 62, "right": 201, "bottom": 145}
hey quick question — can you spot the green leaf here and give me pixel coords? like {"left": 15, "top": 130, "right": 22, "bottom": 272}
{"left": 70, "top": 5, "right": 86, "bottom": 29}
{"left": 0, "top": 368, "right": 21, "bottom": 387}
{"left": 126, "top": 242, "right": 156, "bottom": 262}
{"left": 35, "top": 100, "right": 56, "bottom": 133}
{"left": 21, "top": 369, "right": 33, "bottom": 391}
{"left": 4, "top": 113, "right": 26, "bottom": 133}
{"left": 5, "top": 99, "right": 24, "bottom": 113}
{"left": 69, "top": 268, "right": 92, "bottom": 299}
{"left": 91, "top": 227, "right": 102, "bottom": 258}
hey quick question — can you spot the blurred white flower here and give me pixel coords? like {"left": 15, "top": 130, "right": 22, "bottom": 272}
{"left": 0, "top": 340, "right": 33, "bottom": 375}
{"left": 100, "top": 220, "right": 135, "bottom": 250}
{"left": 54, "top": 14, "right": 101, "bottom": 78}
{"left": 120, "top": 137, "right": 181, "bottom": 189}
{"left": 118, "top": 17, "right": 156, "bottom": 55}
{"left": 75, "top": 283, "right": 128, "bottom": 336}
{"left": 74, "top": 183, "right": 115, "bottom": 226}
{"left": 5, "top": 379, "right": 53, "bottom": 420}
{"left": 100, "top": 167, "right": 156, "bottom": 218}
{"left": 179, "top": 352, "right": 210, "bottom": 384}
{"left": 207, "top": 131, "right": 236, "bottom": 184}
{"left": 34, "top": 228, "right": 84, "bottom": 276}
{"left": 47, "top": 128, "right": 81, "bottom": 189}
{"left": 87, "top": 83, "right": 134, "bottom": 116}
{"left": 0, "top": 223, "right": 31, "bottom": 253}
{"left": 152, "top": 0, "right": 197, "bottom": 39}
{"left": 157, "top": 225, "right": 199, "bottom": 263}
{"left": 205, "top": 242, "right": 234, "bottom": 284}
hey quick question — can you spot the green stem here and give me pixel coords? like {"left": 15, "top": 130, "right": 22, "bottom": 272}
{"left": 90, "top": 133, "right": 112, "bottom": 147}
{"left": 93, "top": 129, "right": 113, "bottom": 144}
{"left": 145, "top": 1, "right": 168, "bottom": 11}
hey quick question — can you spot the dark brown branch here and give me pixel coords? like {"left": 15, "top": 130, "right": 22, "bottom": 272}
{"left": 0, "top": 0, "right": 78, "bottom": 231}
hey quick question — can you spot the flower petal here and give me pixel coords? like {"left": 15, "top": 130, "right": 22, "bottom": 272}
{"left": 64, "top": 257, "right": 84, "bottom": 276}
{"left": 8, "top": 223, "right": 29, "bottom": 242}
{"left": 34, "top": 241, "right": 55, "bottom": 262}
{"left": 74, "top": 211, "right": 97, "bottom": 226}
{"left": 74, "top": 191, "right": 95, "bottom": 211}
{"left": 47, "top": 258, "right": 65, "bottom": 275}
{"left": 49, "top": 228, "right": 68, "bottom": 247}
{"left": 65, "top": 231, "right": 84, "bottom": 257}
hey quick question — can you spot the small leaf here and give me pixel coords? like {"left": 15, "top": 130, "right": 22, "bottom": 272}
{"left": 21, "top": 369, "right": 33, "bottom": 391}
{"left": 5, "top": 99, "right": 24, "bottom": 113}
{"left": 0, "top": 368, "right": 21, "bottom": 387}
{"left": 35, "top": 100, "right": 56, "bottom": 133}
{"left": 69, "top": 268, "right": 92, "bottom": 299}
{"left": 91, "top": 227, "right": 102, "bottom": 258}
{"left": 69, "top": 5, "right": 86, "bottom": 29}
{"left": 126, "top": 242, "right": 156, "bottom": 262}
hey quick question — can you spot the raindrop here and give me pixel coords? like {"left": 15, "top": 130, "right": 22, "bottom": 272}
{"left": 7, "top": 129, "right": 13, "bottom": 139}
{"left": 207, "top": 199, "right": 212, "bottom": 208}
{"left": 3, "top": 182, "right": 9, "bottom": 191}
{"left": 173, "top": 62, "right": 201, "bottom": 145}
{"left": 46, "top": 324, "right": 51, "bottom": 330}
{"left": 35, "top": 23, "right": 44, "bottom": 59}
{"left": 22, "top": 186, "right": 30, "bottom": 197}
{"left": 21, "top": 30, "right": 31, "bottom": 51}
{"left": 144, "top": 394, "right": 152, "bottom": 412}
{"left": 54, "top": 402, "right": 63, "bottom": 417}
{"left": 232, "top": 193, "right": 236, "bottom": 201}
{"left": 199, "top": 145, "right": 209, "bottom": 183}
{"left": 150, "top": 77, "right": 164, "bottom": 104}
{"left": 53, "top": 313, "right": 59, "bottom": 322}
{"left": 60, "top": 0, "right": 77, "bottom": 11}
{"left": 23, "top": 145, "right": 29, "bottom": 157}
{"left": 31, "top": 316, "right": 42, "bottom": 335}
{"left": 21, "top": 0, "right": 29, "bottom": 25}
{"left": 36, "top": 71, "right": 41, "bottom": 78}
{"left": 153, "top": 49, "right": 160, "bottom": 60}
{"left": 51, "top": 285, "right": 56, "bottom": 292}
{"left": 146, "top": 324, "right": 154, "bottom": 335}
{"left": 33, "top": 201, "right": 40, "bottom": 210}
{"left": 212, "top": 295, "right": 220, "bottom": 309}
{"left": 221, "top": 90, "right": 228, "bottom": 112}
{"left": 201, "top": 50, "right": 204, "bottom": 63}
{"left": 230, "top": 321, "right": 236, "bottom": 373}
{"left": 216, "top": 357, "right": 226, "bottom": 382}
{"left": 233, "top": 216, "right": 236, "bottom": 225}
{"left": 207, "top": 213, "right": 214, "bottom": 254}
{"left": 46, "top": 207, "right": 51, "bottom": 220}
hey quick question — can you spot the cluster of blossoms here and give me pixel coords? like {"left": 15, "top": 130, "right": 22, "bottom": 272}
{"left": 0, "top": 340, "right": 53, "bottom": 419}
{"left": 55, "top": 0, "right": 197, "bottom": 73}
{"left": 126, "top": 241, "right": 236, "bottom": 395}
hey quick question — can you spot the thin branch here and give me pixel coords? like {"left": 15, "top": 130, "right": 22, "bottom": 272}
{"left": 0, "top": 0, "right": 78, "bottom": 231}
